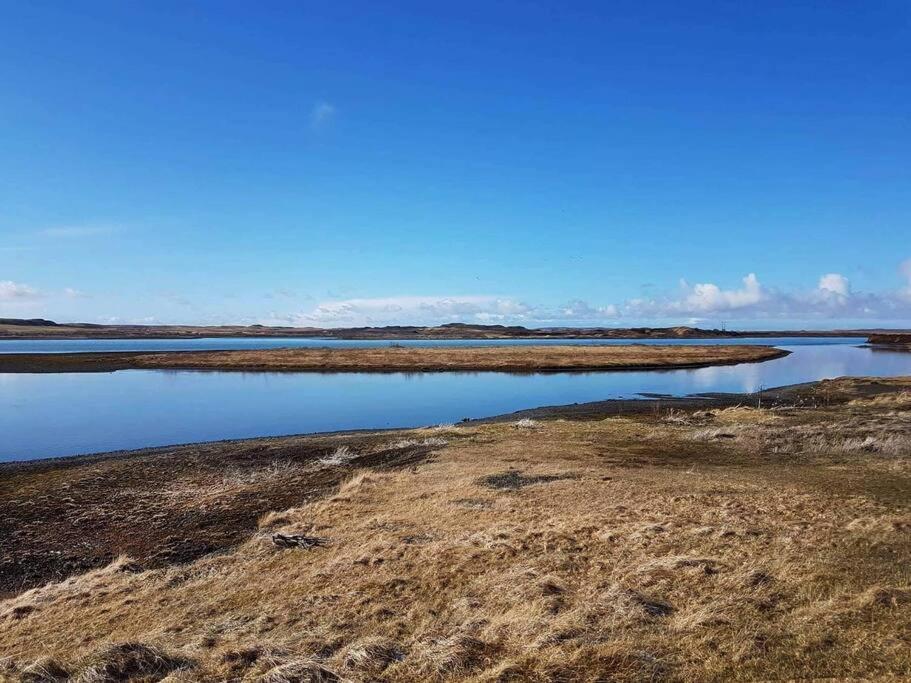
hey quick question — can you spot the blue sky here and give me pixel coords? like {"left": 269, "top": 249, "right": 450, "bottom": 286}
{"left": 1, "top": 1, "right": 909, "bottom": 328}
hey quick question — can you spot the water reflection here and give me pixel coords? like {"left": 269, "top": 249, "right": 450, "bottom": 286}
{"left": 0, "top": 335, "right": 867, "bottom": 354}
{"left": 1, "top": 341, "right": 909, "bottom": 462}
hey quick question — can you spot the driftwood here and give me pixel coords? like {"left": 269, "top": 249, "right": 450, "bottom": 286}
{"left": 271, "top": 533, "right": 330, "bottom": 550}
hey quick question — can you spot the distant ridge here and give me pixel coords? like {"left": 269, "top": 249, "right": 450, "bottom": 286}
{"left": 0, "top": 318, "right": 901, "bottom": 340}
{"left": 0, "top": 318, "right": 59, "bottom": 327}
{"left": 867, "top": 333, "right": 911, "bottom": 347}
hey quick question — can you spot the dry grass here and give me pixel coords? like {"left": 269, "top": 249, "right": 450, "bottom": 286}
{"left": 2, "top": 388, "right": 911, "bottom": 681}
{"left": 387, "top": 437, "right": 449, "bottom": 449}
{"left": 2, "top": 344, "right": 788, "bottom": 374}
{"left": 513, "top": 418, "right": 540, "bottom": 429}
{"left": 686, "top": 403, "right": 911, "bottom": 460}
{"left": 318, "top": 446, "right": 355, "bottom": 466}
{"left": 125, "top": 344, "right": 790, "bottom": 372}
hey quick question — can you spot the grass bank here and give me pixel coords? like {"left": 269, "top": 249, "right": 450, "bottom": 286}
{"left": 0, "top": 343, "right": 788, "bottom": 373}
{"left": 1, "top": 377, "right": 910, "bottom": 680}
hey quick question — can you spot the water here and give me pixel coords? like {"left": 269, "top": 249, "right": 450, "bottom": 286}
{"left": 1, "top": 338, "right": 909, "bottom": 462}
{"left": 0, "top": 335, "right": 862, "bottom": 353}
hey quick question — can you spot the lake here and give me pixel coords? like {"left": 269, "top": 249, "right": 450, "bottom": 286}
{"left": 0, "top": 335, "right": 867, "bottom": 353}
{"left": 1, "top": 337, "right": 908, "bottom": 462}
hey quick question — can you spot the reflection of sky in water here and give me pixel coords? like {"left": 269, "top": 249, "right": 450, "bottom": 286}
{"left": 2, "top": 341, "right": 910, "bottom": 462}
{"left": 684, "top": 345, "right": 910, "bottom": 394}
{"left": 0, "top": 336, "right": 867, "bottom": 354}
{"left": 687, "top": 363, "right": 761, "bottom": 394}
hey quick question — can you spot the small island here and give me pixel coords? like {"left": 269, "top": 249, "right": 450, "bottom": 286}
{"left": 0, "top": 344, "right": 789, "bottom": 373}
{"left": 867, "top": 333, "right": 911, "bottom": 351}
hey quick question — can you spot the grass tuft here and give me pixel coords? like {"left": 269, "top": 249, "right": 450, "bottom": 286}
{"left": 341, "top": 636, "right": 405, "bottom": 672}
{"left": 18, "top": 657, "right": 70, "bottom": 683}
{"left": 259, "top": 659, "right": 340, "bottom": 682}
{"left": 72, "top": 642, "right": 193, "bottom": 683}
{"left": 318, "top": 446, "right": 353, "bottom": 466}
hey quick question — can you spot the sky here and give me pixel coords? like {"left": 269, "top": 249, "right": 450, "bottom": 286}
{"left": 1, "top": 1, "right": 909, "bottom": 329}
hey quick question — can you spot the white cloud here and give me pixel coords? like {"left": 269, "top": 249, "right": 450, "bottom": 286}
{"left": 63, "top": 287, "right": 89, "bottom": 299}
{"left": 615, "top": 266, "right": 911, "bottom": 322}
{"left": 679, "top": 273, "right": 764, "bottom": 313}
{"left": 10, "top": 259, "right": 911, "bottom": 328}
{"left": 559, "top": 300, "right": 619, "bottom": 319}
{"left": 268, "top": 295, "right": 532, "bottom": 327}
{"left": 901, "top": 259, "right": 911, "bottom": 301}
{"left": 0, "top": 280, "right": 40, "bottom": 301}
{"left": 259, "top": 265, "right": 911, "bottom": 328}
{"left": 817, "top": 273, "right": 850, "bottom": 298}
{"left": 624, "top": 273, "right": 766, "bottom": 317}
{"left": 310, "top": 101, "right": 336, "bottom": 130}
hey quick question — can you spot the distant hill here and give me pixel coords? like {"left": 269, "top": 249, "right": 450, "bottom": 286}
{"left": 0, "top": 318, "right": 900, "bottom": 340}
{"left": 867, "top": 333, "right": 911, "bottom": 347}
{"left": 0, "top": 318, "right": 60, "bottom": 327}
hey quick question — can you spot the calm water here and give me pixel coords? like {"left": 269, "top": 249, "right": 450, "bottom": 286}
{"left": 0, "top": 335, "right": 865, "bottom": 353}
{"left": 1, "top": 338, "right": 909, "bottom": 462}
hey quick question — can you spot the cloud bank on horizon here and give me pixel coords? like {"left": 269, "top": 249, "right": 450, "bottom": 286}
{"left": 4, "top": 259, "right": 911, "bottom": 329}
{"left": 259, "top": 262, "right": 911, "bottom": 328}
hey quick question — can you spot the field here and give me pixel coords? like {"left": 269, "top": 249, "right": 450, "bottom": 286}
{"left": 1, "top": 377, "right": 910, "bottom": 681}
{"left": 0, "top": 344, "right": 787, "bottom": 374}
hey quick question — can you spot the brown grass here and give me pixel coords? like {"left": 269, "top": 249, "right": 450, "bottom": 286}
{"left": 2, "top": 384, "right": 911, "bottom": 681}
{"left": 0, "top": 344, "right": 788, "bottom": 373}
{"left": 867, "top": 333, "right": 911, "bottom": 346}
{"left": 130, "top": 344, "right": 788, "bottom": 372}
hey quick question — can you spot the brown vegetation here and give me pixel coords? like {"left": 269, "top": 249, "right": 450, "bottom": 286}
{"left": 1, "top": 378, "right": 910, "bottom": 680}
{"left": 868, "top": 333, "right": 911, "bottom": 349}
{"left": 0, "top": 435, "right": 441, "bottom": 597}
{"left": 0, "top": 318, "right": 878, "bottom": 340}
{"left": 0, "top": 344, "right": 788, "bottom": 373}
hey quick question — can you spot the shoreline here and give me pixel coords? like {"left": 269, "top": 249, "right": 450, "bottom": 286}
{"left": 0, "top": 395, "right": 744, "bottom": 470}
{"left": 864, "top": 333, "right": 911, "bottom": 352}
{"left": 2, "top": 374, "right": 910, "bottom": 680}
{"left": 0, "top": 344, "right": 789, "bottom": 374}
{"left": 3, "top": 372, "right": 901, "bottom": 471}
{"left": 0, "top": 331, "right": 873, "bottom": 341}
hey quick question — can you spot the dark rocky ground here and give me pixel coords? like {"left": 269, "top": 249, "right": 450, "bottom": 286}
{"left": 0, "top": 432, "right": 437, "bottom": 597}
